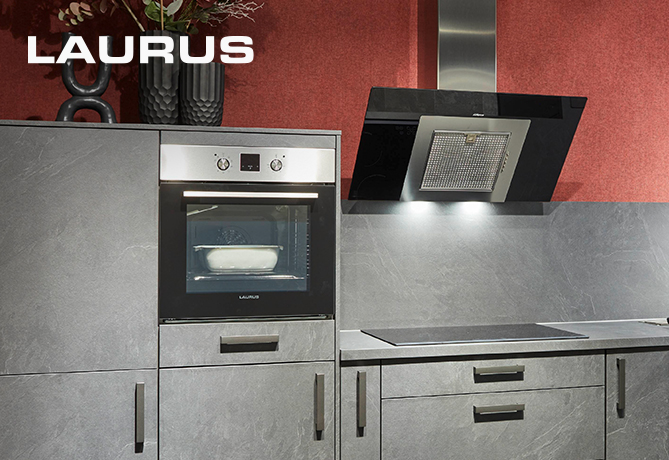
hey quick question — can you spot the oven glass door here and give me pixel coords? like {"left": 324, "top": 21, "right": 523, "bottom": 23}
{"left": 159, "top": 183, "right": 335, "bottom": 321}
{"left": 186, "top": 201, "right": 309, "bottom": 294}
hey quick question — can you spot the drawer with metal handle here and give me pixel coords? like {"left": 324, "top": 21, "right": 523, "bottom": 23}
{"left": 382, "top": 386, "right": 605, "bottom": 460}
{"left": 160, "top": 320, "right": 334, "bottom": 367}
{"left": 382, "top": 354, "right": 604, "bottom": 398}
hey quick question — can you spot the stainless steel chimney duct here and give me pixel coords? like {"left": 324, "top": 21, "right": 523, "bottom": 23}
{"left": 438, "top": 0, "right": 496, "bottom": 92}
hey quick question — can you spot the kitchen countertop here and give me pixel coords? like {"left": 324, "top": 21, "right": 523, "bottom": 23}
{"left": 340, "top": 320, "right": 669, "bottom": 361}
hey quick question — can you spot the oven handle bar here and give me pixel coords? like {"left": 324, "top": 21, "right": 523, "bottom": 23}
{"left": 183, "top": 191, "right": 319, "bottom": 200}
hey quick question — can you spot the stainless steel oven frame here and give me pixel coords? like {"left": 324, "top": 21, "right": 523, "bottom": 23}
{"left": 158, "top": 144, "right": 336, "bottom": 323}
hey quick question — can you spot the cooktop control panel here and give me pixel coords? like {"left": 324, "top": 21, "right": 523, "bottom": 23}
{"left": 160, "top": 144, "right": 335, "bottom": 183}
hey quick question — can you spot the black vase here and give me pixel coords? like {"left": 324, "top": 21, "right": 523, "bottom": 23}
{"left": 179, "top": 62, "right": 225, "bottom": 126}
{"left": 138, "top": 30, "right": 181, "bottom": 124}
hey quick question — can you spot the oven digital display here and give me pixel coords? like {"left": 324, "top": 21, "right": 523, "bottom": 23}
{"left": 240, "top": 153, "right": 260, "bottom": 172}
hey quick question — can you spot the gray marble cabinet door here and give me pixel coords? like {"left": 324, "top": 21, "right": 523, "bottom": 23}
{"left": 0, "top": 369, "right": 157, "bottom": 459}
{"left": 340, "top": 365, "right": 380, "bottom": 460}
{"left": 0, "top": 126, "right": 159, "bottom": 375}
{"left": 160, "top": 362, "right": 335, "bottom": 460}
{"left": 382, "top": 387, "right": 604, "bottom": 460}
{"left": 607, "top": 350, "right": 669, "bottom": 460}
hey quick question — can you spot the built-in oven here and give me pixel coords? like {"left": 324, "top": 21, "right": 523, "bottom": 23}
{"left": 159, "top": 144, "right": 336, "bottom": 322}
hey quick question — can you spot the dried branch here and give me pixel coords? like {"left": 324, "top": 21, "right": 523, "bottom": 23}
{"left": 205, "top": 1, "right": 263, "bottom": 23}
{"left": 120, "top": 0, "right": 145, "bottom": 31}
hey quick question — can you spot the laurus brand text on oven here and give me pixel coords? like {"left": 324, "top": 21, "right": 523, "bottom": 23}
{"left": 28, "top": 35, "right": 254, "bottom": 64}
{"left": 239, "top": 295, "right": 260, "bottom": 300}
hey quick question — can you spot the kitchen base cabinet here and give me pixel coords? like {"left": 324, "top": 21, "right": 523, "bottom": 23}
{"left": 607, "top": 350, "right": 669, "bottom": 460}
{"left": 340, "top": 365, "right": 380, "bottom": 460}
{"left": 160, "top": 362, "right": 335, "bottom": 460}
{"left": 382, "top": 387, "right": 605, "bottom": 460}
{"left": 0, "top": 369, "right": 157, "bottom": 459}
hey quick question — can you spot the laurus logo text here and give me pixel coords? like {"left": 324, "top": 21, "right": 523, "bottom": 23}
{"left": 28, "top": 35, "right": 254, "bottom": 64}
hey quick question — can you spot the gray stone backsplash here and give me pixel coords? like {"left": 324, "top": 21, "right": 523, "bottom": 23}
{"left": 340, "top": 202, "right": 669, "bottom": 330}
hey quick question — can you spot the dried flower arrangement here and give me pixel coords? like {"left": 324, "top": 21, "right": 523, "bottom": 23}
{"left": 58, "top": 0, "right": 263, "bottom": 34}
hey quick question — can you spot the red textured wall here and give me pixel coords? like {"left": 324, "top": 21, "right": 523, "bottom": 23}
{"left": 2, "top": 1, "right": 668, "bottom": 201}
{"left": 497, "top": 0, "right": 669, "bottom": 201}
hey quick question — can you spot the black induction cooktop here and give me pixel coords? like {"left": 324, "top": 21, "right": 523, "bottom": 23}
{"left": 362, "top": 323, "right": 587, "bottom": 346}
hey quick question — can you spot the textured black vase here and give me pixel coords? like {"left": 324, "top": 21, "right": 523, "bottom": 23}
{"left": 179, "top": 62, "right": 224, "bottom": 126}
{"left": 56, "top": 32, "right": 117, "bottom": 123}
{"left": 138, "top": 30, "right": 181, "bottom": 124}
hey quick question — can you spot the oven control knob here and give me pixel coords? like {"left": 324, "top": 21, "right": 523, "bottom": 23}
{"left": 217, "top": 158, "right": 230, "bottom": 171}
{"left": 270, "top": 159, "right": 283, "bottom": 172}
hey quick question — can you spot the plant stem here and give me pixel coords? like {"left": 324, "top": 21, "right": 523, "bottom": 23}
{"left": 186, "top": 3, "right": 196, "bottom": 29}
{"left": 180, "top": 0, "right": 196, "bottom": 23}
{"left": 121, "top": 0, "right": 145, "bottom": 32}
{"left": 160, "top": 0, "right": 164, "bottom": 30}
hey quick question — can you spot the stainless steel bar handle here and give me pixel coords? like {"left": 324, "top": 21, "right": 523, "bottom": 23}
{"left": 617, "top": 358, "right": 626, "bottom": 415}
{"left": 183, "top": 191, "right": 319, "bottom": 200}
{"left": 220, "top": 335, "right": 280, "bottom": 345}
{"left": 357, "top": 371, "right": 367, "bottom": 430}
{"left": 135, "top": 383, "right": 145, "bottom": 449}
{"left": 474, "top": 365, "right": 525, "bottom": 375}
{"left": 315, "top": 373, "right": 325, "bottom": 434}
{"left": 474, "top": 404, "right": 525, "bottom": 415}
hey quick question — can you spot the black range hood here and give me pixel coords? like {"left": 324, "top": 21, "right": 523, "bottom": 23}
{"left": 348, "top": 87, "right": 587, "bottom": 202}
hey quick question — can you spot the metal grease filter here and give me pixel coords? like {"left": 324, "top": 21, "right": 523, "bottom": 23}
{"left": 421, "top": 130, "right": 511, "bottom": 192}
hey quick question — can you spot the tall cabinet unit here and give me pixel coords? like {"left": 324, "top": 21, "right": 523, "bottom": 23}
{"left": 606, "top": 349, "right": 669, "bottom": 460}
{"left": 0, "top": 125, "right": 159, "bottom": 459}
{"left": 157, "top": 129, "right": 341, "bottom": 460}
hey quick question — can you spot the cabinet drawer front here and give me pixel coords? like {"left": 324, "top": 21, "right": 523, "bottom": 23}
{"left": 382, "top": 387, "right": 604, "bottom": 460}
{"left": 159, "top": 362, "right": 335, "bottom": 460}
{"left": 160, "top": 320, "right": 334, "bottom": 367}
{"left": 383, "top": 354, "right": 603, "bottom": 398}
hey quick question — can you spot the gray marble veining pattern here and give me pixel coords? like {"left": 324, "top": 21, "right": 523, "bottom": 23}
{"left": 606, "top": 350, "right": 669, "bottom": 459}
{"left": 340, "top": 202, "right": 669, "bottom": 330}
{"left": 382, "top": 354, "right": 604, "bottom": 399}
{"left": 0, "top": 369, "right": 158, "bottom": 460}
{"left": 160, "top": 362, "right": 335, "bottom": 460}
{"left": 0, "top": 126, "right": 159, "bottom": 374}
{"left": 545, "top": 320, "right": 669, "bottom": 340}
{"left": 340, "top": 365, "right": 380, "bottom": 460}
{"left": 381, "top": 386, "right": 605, "bottom": 460}
{"left": 159, "top": 320, "right": 335, "bottom": 367}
